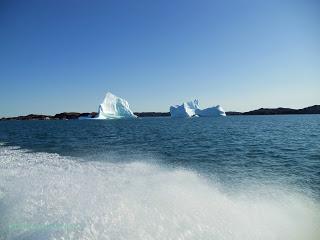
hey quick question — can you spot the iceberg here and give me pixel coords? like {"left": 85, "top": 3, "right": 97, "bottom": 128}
{"left": 197, "top": 105, "right": 226, "bottom": 117}
{"left": 170, "top": 100, "right": 200, "bottom": 118}
{"left": 170, "top": 100, "right": 226, "bottom": 117}
{"left": 95, "top": 92, "right": 137, "bottom": 119}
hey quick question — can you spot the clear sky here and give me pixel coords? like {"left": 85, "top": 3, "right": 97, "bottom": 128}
{"left": 0, "top": 0, "right": 319, "bottom": 116}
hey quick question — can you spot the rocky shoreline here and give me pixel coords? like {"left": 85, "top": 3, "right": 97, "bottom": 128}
{"left": 0, "top": 105, "right": 319, "bottom": 120}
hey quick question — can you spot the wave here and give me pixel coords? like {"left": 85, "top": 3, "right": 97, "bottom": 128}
{"left": 0, "top": 145, "right": 319, "bottom": 240}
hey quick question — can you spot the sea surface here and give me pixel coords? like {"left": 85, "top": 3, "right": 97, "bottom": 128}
{"left": 0, "top": 115, "right": 319, "bottom": 240}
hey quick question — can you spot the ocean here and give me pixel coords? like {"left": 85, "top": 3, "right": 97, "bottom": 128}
{"left": 0, "top": 115, "right": 319, "bottom": 239}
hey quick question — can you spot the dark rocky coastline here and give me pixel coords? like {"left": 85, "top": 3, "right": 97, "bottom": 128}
{"left": 1, "top": 105, "right": 319, "bottom": 120}
{"left": 134, "top": 112, "right": 170, "bottom": 117}
{"left": 241, "top": 105, "right": 320, "bottom": 115}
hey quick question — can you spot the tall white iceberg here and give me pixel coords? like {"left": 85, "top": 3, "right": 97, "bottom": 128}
{"left": 170, "top": 100, "right": 226, "bottom": 117}
{"left": 95, "top": 92, "right": 137, "bottom": 119}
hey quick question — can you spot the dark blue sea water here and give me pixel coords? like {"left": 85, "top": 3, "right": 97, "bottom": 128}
{"left": 0, "top": 115, "right": 320, "bottom": 239}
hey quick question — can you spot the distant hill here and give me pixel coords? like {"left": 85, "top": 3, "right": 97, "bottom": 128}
{"left": 241, "top": 105, "right": 320, "bottom": 115}
{"left": 296, "top": 105, "right": 320, "bottom": 114}
{"left": 1, "top": 105, "right": 319, "bottom": 120}
{"left": 134, "top": 112, "right": 170, "bottom": 117}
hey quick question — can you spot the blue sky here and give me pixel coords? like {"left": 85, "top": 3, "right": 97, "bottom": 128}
{"left": 0, "top": 0, "right": 319, "bottom": 116}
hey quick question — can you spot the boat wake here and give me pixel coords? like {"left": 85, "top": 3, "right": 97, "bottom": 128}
{"left": 0, "top": 145, "right": 319, "bottom": 240}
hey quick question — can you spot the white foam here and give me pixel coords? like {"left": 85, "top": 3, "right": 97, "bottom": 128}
{"left": 0, "top": 145, "right": 319, "bottom": 240}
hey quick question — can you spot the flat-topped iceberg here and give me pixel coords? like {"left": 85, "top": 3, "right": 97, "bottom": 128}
{"left": 170, "top": 100, "right": 226, "bottom": 117}
{"left": 197, "top": 105, "right": 226, "bottom": 117}
{"left": 95, "top": 92, "right": 137, "bottom": 119}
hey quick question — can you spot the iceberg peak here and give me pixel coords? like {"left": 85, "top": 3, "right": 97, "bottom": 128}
{"left": 170, "top": 99, "right": 200, "bottom": 118}
{"left": 95, "top": 92, "right": 137, "bottom": 119}
{"left": 170, "top": 100, "right": 226, "bottom": 117}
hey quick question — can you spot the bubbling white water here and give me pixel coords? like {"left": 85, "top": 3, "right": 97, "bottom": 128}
{"left": 0, "top": 145, "right": 319, "bottom": 240}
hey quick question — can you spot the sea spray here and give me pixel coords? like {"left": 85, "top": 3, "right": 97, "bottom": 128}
{"left": 0, "top": 145, "right": 319, "bottom": 240}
